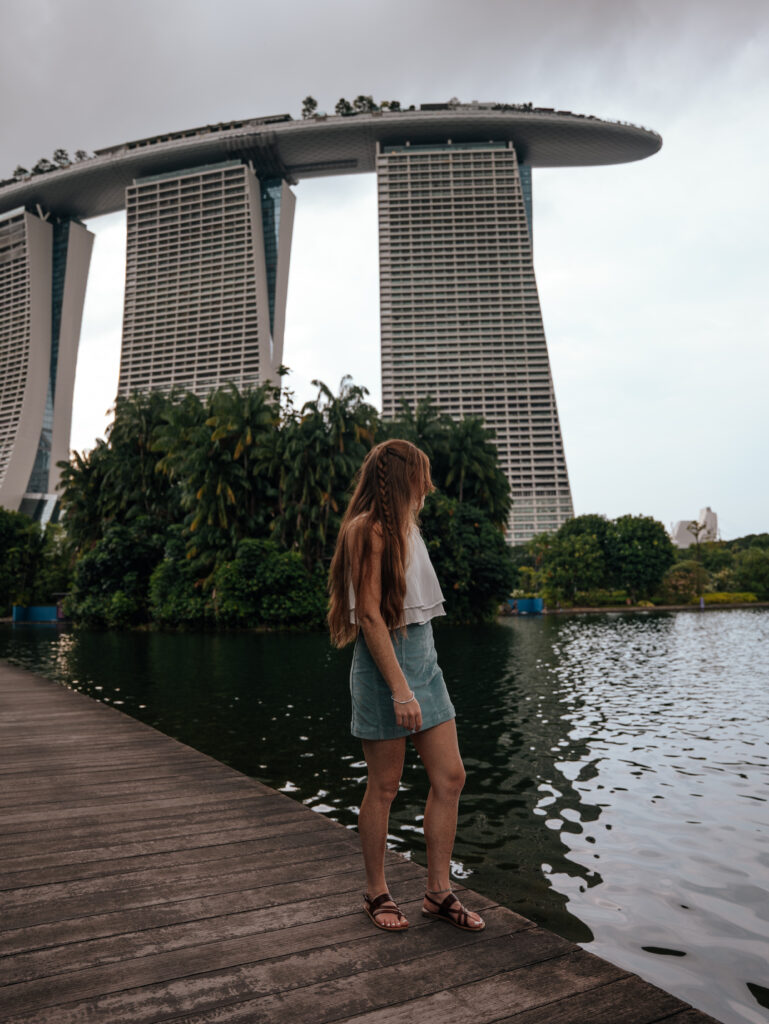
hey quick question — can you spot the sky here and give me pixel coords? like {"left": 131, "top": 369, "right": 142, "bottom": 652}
{"left": 1, "top": 0, "right": 767, "bottom": 540}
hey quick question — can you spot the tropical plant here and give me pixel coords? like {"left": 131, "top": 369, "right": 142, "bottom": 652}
{"left": 65, "top": 520, "right": 166, "bottom": 628}
{"left": 604, "top": 515, "right": 675, "bottom": 601}
{"left": 420, "top": 493, "right": 515, "bottom": 623}
{"left": 732, "top": 547, "right": 769, "bottom": 600}
{"left": 334, "top": 98, "right": 354, "bottom": 116}
{"left": 540, "top": 532, "right": 605, "bottom": 604}
{"left": 301, "top": 96, "right": 318, "bottom": 119}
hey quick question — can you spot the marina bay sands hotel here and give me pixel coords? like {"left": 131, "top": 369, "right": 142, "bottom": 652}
{"left": 0, "top": 101, "right": 661, "bottom": 542}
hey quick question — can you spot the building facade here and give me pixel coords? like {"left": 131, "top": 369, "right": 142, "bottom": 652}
{"left": 118, "top": 161, "right": 295, "bottom": 400}
{"left": 377, "top": 141, "right": 572, "bottom": 542}
{"left": 0, "top": 207, "right": 92, "bottom": 520}
{"left": 0, "top": 104, "right": 661, "bottom": 529}
{"left": 671, "top": 507, "right": 719, "bottom": 548}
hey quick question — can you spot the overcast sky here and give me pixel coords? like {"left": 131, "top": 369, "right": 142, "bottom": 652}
{"left": 2, "top": 0, "right": 767, "bottom": 539}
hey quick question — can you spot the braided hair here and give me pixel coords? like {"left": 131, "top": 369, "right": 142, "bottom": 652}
{"left": 328, "top": 439, "right": 433, "bottom": 647}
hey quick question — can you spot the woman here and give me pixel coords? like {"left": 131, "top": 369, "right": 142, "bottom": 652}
{"left": 328, "top": 438, "right": 485, "bottom": 933}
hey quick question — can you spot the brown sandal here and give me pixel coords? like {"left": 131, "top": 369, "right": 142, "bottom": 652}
{"left": 363, "top": 891, "right": 409, "bottom": 931}
{"left": 422, "top": 889, "right": 485, "bottom": 931}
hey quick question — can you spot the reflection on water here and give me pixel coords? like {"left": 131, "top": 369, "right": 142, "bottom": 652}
{"left": 1, "top": 609, "right": 768, "bottom": 1024}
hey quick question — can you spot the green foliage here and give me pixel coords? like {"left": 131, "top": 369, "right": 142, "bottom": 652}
{"left": 558, "top": 513, "right": 611, "bottom": 549}
{"left": 385, "top": 399, "right": 511, "bottom": 527}
{"left": 273, "top": 376, "right": 379, "bottom": 569}
{"left": 732, "top": 547, "right": 769, "bottom": 599}
{"left": 539, "top": 533, "right": 605, "bottom": 604}
{"left": 334, "top": 97, "right": 354, "bottom": 116}
{"left": 213, "top": 539, "right": 327, "bottom": 628}
{"left": 148, "top": 526, "right": 211, "bottom": 628}
{"left": 65, "top": 520, "right": 165, "bottom": 627}
{"left": 0, "top": 508, "right": 71, "bottom": 613}
{"left": 694, "top": 592, "right": 758, "bottom": 604}
{"left": 301, "top": 96, "right": 318, "bottom": 119}
{"left": 604, "top": 515, "right": 676, "bottom": 600}
{"left": 659, "top": 560, "right": 710, "bottom": 604}
{"left": 420, "top": 493, "right": 515, "bottom": 624}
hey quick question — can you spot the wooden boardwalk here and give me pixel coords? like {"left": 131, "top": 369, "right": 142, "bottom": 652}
{"left": 0, "top": 659, "right": 721, "bottom": 1024}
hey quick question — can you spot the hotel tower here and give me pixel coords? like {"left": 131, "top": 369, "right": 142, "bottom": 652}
{"left": 0, "top": 102, "right": 661, "bottom": 538}
{"left": 378, "top": 140, "right": 571, "bottom": 542}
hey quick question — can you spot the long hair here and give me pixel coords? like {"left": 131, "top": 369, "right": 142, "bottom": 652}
{"left": 328, "top": 439, "right": 434, "bottom": 647}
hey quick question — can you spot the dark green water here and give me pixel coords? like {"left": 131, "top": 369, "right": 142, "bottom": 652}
{"left": 2, "top": 609, "right": 768, "bottom": 1024}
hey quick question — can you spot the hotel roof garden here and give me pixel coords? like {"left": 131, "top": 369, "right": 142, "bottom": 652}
{"left": 0, "top": 101, "right": 661, "bottom": 221}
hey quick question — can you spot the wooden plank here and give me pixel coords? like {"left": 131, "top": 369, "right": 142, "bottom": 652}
{"left": 0, "top": 859, "right": 422, "bottom": 959}
{"left": 0, "top": 830, "right": 360, "bottom": 889}
{"left": 492, "top": 974, "right": 693, "bottom": 1022}
{"left": 0, "top": 660, "right": 723, "bottom": 1024}
{"left": 0, "top": 917, "right": 541, "bottom": 1022}
{"left": 0, "top": 850, "right": 369, "bottom": 929}
{"left": 0, "top": 816, "right": 342, "bottom": 875}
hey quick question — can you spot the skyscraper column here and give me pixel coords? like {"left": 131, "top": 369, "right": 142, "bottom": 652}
{"left": 118, "top": 161, "right": 295, "bottom": 401}
{"left": 377, "top": 139, "right": 573, "bottom": 543}
{"left": 0, "top": 207, "right": 93, "bottom": 521}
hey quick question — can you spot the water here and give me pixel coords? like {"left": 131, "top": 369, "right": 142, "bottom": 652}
{"left": 1, "top": 609, "right": 768, "bottom": 1024}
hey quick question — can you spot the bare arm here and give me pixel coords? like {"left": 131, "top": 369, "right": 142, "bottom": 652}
{"left": 351, "top": 524, "right": 422, "bottom": 732}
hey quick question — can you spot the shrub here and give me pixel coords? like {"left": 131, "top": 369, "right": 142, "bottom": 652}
{"left": 571, "top": 589, "right": 629, "bottom": 607}
{"left": 732, "top": 548, "right": 769, "bottom": 600}
{"left": 66, "top": 520, "right": 165, "bottom": 627}
{"left": 658, "top": 560, "right": 710, "bottom": 604}
{"left": 420, "top": 493, "right": 515, "bottom": 624}
{"left": 149, "top": 527, "right": 212, "bottom": 627}
{"left": 213, "top": 538, "right": 327, "bottom": 629}
{"left": 690, "top": 592, "right": 758, "bottom": 605}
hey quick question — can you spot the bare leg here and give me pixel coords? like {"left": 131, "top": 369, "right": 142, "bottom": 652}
{"left": 359, "top": 736, "right": 407, "bottom": 927}
{"left": 411, "top": 719, "right": 484, "bottom": 928}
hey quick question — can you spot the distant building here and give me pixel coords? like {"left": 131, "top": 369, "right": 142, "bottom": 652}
{"left": 671, "top": 507, "right": 719, "bottom": 548}
{"left": 0, "top": 207, "right": 93, "bottom": 521}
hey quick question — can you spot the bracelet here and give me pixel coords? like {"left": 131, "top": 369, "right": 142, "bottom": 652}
{"left": 391, "top": 690, "right": 415, "bottom": 704}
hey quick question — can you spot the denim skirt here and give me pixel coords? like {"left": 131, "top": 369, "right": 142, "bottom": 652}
{"left": 349, "top": 620, "right": 456, "bottom": 740}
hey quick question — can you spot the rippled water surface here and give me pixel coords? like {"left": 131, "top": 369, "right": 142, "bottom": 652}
{"left": 2, "top": 609, "right": 768, "bottom": 1024}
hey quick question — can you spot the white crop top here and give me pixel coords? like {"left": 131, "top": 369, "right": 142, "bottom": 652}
{"left": 349, "top": 524, "right": 446, "bottom": 626}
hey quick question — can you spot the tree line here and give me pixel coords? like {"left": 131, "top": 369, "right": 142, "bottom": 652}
{"left": 3, "top": 148, "right": 92, "bottom": 187}
{"left": 2, "top": 374, "right": 766, "bottom": 624}
{"left": 512, "top": 513, "right": 769, "bottom": 607}
{"left": 0, "top": 376, "right": 515, "bottom": 629}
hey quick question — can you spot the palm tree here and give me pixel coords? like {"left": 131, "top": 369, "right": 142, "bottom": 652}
{"left": 103, "top": 390, "right": 177, "bottom": 524}
{"left": 56, "top": 440, "right": 112, "bottom": 553}
{"left": 444, "top": 417, "right": 511, "bottom": 526}
{"left": 384, "top": 395, "right": 451, "bottom": 463}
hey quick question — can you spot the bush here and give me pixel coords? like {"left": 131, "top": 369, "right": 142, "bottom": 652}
{"left": 66, "top": 520, "right": 165, "bottom": 627}
{"left": 571, "top": 589, "right": 630, "bottom": 607}
{"left": 658, "top": 560, "right": 710, "bottom": 604}
{"left": 213, "top": 538, "right": 327, "bottom": 629}
{"left": 420, "top": 493, "right": 515, "bottom": 624}
{"left": 732, "top": 547, "right": 769, "bottom": 600}
{"left": 149, "top": 527, "right": 212, "bottom": 627}
{"left": 690, "top": 592, "right": 758, "bottom": 605}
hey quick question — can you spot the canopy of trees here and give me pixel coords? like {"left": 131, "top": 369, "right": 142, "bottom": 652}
{"left": 512, "top": 514, "right": 769, "bottom": 606}
{"left": 53, "top": 375, "right": 514, "bottom": 628}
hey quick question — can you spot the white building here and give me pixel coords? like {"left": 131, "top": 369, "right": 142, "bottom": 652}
{"left": 671, "top": 507, "right": 719, "bottom": 548}
{"left": 119, "top": 162, "right": 294, "bottom": 400}
{"left": 0, "top": 207, "right": 92, "bottom": 520}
